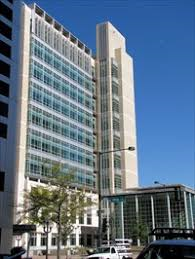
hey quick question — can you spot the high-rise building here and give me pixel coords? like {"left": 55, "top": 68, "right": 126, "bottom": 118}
{"left": 96, "top": 22, "right": 138, "bottom": 195}
{"left": 15, "top": 1, "right": 96, "bottom": 211}
{"left": 0, "top": 0, "right": 22, "bottom": 253}
{"left": 0, "top": 2, "right": 138, "bottom": 253}
{"left": 14, "top": 2, "right": 98, "bottom": 251}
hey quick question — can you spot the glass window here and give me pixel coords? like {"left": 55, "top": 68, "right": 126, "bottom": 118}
{"left": 111, "top": 248, "right": 116, "bottom": 254}
{"left": 0, "top": 60, "right": 10, "bottom": 78}
{"left": 70, "top": 234, "right": 76, "bottom": 246}
{"left": 182, "top": 246, "right": 195, "bottom": 258}
{"left": 70, "top": 45, "right": 74, "bottom": 62}
{"left": 54, "top": 54, "right": 61, "bottom": 71}
{"left": 113, "top": 117, "right": 120, "bottom": 131}
{"left": 114, "top": 154, "right": 121, "bottom": 169}
{"left": 40, "top": 233, "right": 46, "bottom": 246}
{"left": 87, "top": 214, "right": 92, "bottom": 225}
{"left": 0, "top": 80, "right": 9, "bottom": 97}
{"left": 113, "top": 136, "right": 120, "bottom": 149}
{"left": 79, "top": 213, "right": 84, "bottom": 224}
{"left": 87, "top": 234, "right": 92, "bottom": 247}
{"left": 157, "top": 245, "right": 178, "bottom": 259}
{"left": 44, "top": 48, "right": 53, "bottom": 65}
{"left": 79, "top": 234, "right": 84, "bottom": 246}
{"left": 0, "top": 171, "right": 5, "bottom": 192}
{"left": 51, "top": 233, "right": 57, "bottom": 246}
{"left": 112, "top": 82, "right": 119, "bottom": 95}
{"left": 70, "top": 84, "right": 77, "bottom": 101}
{"left": 0, "top": 41, "right": 11, "bottom": 58}
{"left": 111, "top": 63, "right": 118, "bottom": 78}
{"left": 30, "top": 232, "right": 37, "bottom": 246}
{"left": 62, "top": 237, "right": 67, "bottom": 246}
{"left": 112, "top": 99, "right": 119, "bottom": 113}
{"left": 53, "top": 74, "right": 61, "bottom": 91}
{"left": 0, "top": 20, "right": 12, "bottom": 39}
{"left": 0, "top": 122, "right": 7, "bottom": 139}
{"left": 114, "top": 175, "right": 122, "bottom": 189}
{"left": 0, "top": 101, "right": 8, "bottom": 117}
{"left": 44, "top": 67, "right": 53, "bottom": 86}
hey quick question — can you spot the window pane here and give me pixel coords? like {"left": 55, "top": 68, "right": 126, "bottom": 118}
{"left": 0, "top": 61, "right": 10, "bottom": 77}
{"left": 41, "top": 233, "right": 46, "bottom": 246}
{"left": 0, "top": 101, "right": 8, "bottom": 117}
{"left": 0, "top": 2, "right": 13, "bottom": 21}
{"left": 0, "top": 123, "right": 7, "bottom": 138}
{"left": 0, "top": 41, "right": 11, "bottom": 58}
{"left": 0, "top": 20, "right": 12, "bottom": 39}
{"left": 30, "top": 232, "right": 37, "bottom": 246}
{"left": 70, "top": 234, "right": 76, "bottom": 246}
{"left": 0, "top": 80, "right": 9, "bottom": 97}
{"left": 0, "top": 171, "right": 5, "bottom": 192}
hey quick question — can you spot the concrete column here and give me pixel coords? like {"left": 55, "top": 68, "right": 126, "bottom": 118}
{"left": 135, "top": 195, "right": 140, "bottom": 246}
{"left": 189, "top": 193, "right": 194, "bottom": 228}
{"left": 76, "top": 229, "right": 80, "bottom": 247}
{"left": 106, "top": 199, "right": 110, "bottom": 245}
{"left": 37, "top": 233, "right": 41, "bottom": 252}
{"left": 166, "top": 193, "right": 172, "bottom": 227}
{"left": 151, "top": 195, "right": 156, "bottom": 241}
{"left": 183, "top": 191, "right": 189, "bottom": 228}
{"left": 121, "top": 201, "right": 124, "bottom": 240}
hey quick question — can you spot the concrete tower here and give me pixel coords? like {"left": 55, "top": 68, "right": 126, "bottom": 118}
{"left": 96, "top": 22, "right": 138, "bottom": 195}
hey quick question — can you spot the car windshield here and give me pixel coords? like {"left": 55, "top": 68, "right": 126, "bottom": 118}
{"left": 95, "top": 247, "right": 110, "bottom": 253}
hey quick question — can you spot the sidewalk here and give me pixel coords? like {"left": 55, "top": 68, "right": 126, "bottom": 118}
{"left": 31, "top": 246, "right": 143, "bottom": 259}
{"left": 32, "top": 252, "right": 141, "bottom": 259}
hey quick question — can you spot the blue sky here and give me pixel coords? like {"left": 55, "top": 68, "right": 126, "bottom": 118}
{"left": 25, "top": 0, "right": 195, "bottom": 188}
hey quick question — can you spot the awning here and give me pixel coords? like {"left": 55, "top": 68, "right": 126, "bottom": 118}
{"left": 13, "top": 224, "right": 36, "bottom": 235}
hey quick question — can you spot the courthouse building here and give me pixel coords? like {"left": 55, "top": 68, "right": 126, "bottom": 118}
{"left": 1, "top": 0, "right": 194, "bottom": 254}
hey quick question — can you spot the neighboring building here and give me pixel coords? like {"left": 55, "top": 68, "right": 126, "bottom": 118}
{"left": 25, "top": 181, "right": 98, "bottom": 254}
{"left": 0, "top": 2, "right": 138, "bottom": 254}
{"left": 0, "top": 0, "right": 22, "bottom": 254}
{"left": 104, "top": 184, "right": 195, "bottom": 245}
{"left": 96, "top": 22, "right": 138, "bottom": 195}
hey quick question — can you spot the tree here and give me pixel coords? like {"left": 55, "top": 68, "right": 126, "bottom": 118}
{"left": 131, "top": 219, "right": 148, "bottom": 246}
{"left": 18, "top": 165, "right": 94, "bottom": 259}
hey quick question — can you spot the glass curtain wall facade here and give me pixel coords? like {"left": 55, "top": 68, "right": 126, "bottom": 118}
{"left": 11, "top": 3, "right": 98, "bottom": 252}
{"left": 104, "top": 185, "right": 195, "bottom": 245}
{"left": 25, "top": 4, "right": 96, "bottom": 189}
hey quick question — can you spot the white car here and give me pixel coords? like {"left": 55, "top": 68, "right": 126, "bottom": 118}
{"left": 87, "top": 246, "right": 133, "bottom": 259}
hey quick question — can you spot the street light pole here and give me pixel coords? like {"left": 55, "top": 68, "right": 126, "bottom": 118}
{"left": 43, "top": 220, "right": 52, "bottom": 259}
{"left": 97, "top": 151, "right": 102, "bottom": 248}
{"left": 97, "top": 146, "right": 135, "bottom": 247}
